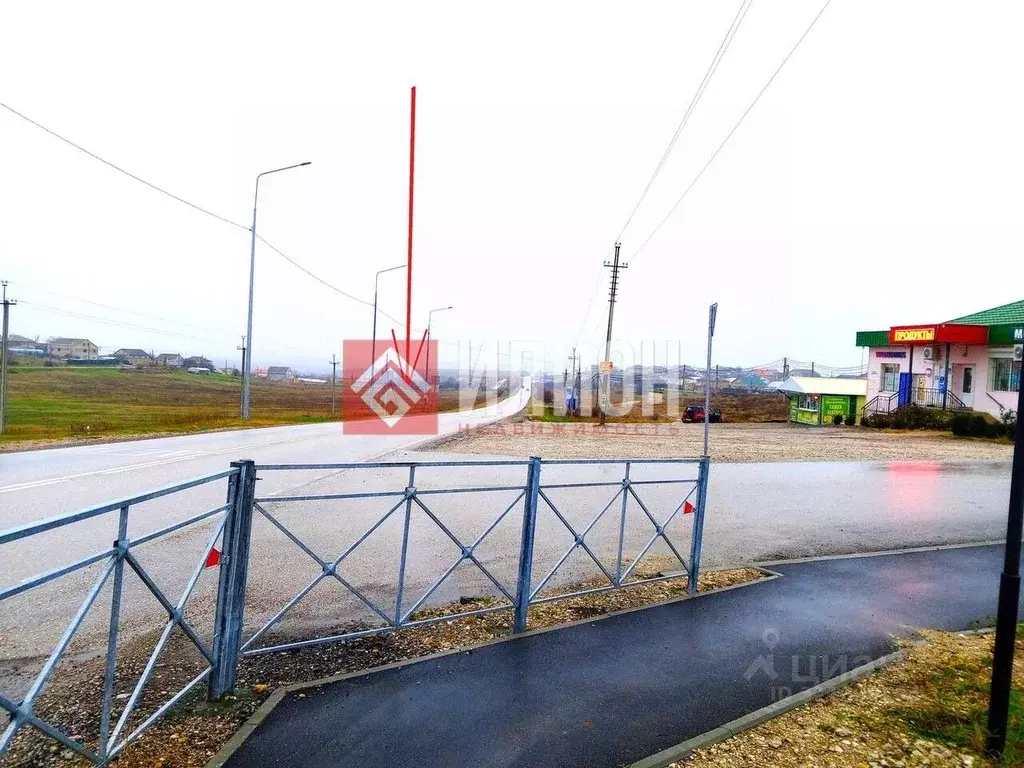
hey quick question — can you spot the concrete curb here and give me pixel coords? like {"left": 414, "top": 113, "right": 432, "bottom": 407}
{"left": 628, "top": 650, "right": 907, "bottom": 768}
{"left": 755, "top": 539, "right": 1004, "bottom": 568}
{"left": 202, "top": 568, "right": 777, "bottom": 768}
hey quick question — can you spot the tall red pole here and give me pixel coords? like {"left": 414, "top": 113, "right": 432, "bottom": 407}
{"left": 406, "top": 86, "right": 416, "bottom": 371}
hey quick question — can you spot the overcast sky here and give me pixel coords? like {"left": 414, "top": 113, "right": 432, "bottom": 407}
{"left": 2, "top": 1, "right": 1022, "bottom": 375}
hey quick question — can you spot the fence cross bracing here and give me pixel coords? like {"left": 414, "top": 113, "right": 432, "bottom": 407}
{"left": 0, "top": 456, "right": 708, "bottom": 764}
{"left": 0, "top": 464, "right": 245, "bottom": 765}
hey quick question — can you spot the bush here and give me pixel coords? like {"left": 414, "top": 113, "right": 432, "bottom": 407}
{"left": 844, "top": 414, "right": 857, "bottom": 426}
{"left": 832, "top": 413, "right": 844, "bottom": 426}
{"left": 863, "top": 412, "right": 892, "bottom": 429}
{"left": 952, "top": 411, "right": 1005, "bottom": 438}
{"left": 1002, "top": 410, "right": 1017, "bottom": 442}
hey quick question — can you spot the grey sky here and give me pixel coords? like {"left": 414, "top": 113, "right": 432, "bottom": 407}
{"left": 2, "top": 1, "right": 1022, "bottom": 375}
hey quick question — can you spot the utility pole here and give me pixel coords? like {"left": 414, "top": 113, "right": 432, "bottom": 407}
{"left": 600, "top": 242, "right": 627, "bottom": 426}
{"left": 236, "top": 337, "right": 246, "bottom": 418}
{"left": 811, "top": 361, "right": 815, "bottom": 377}
{"left": 783, "top": 357, "right": 789, "bottom": 381}
{"left": 0, "top": 281, "right": 15, "bottom": 434}
{"left": 329, "top": 354, "right": 339, "bottom": 417}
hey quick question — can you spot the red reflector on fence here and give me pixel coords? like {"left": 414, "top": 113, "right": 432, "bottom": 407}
{"left": 683, "top": 501, "right": 695, "bottom": 515}
{"left": 205, "top": 548, "right": 221, "bottom": 568}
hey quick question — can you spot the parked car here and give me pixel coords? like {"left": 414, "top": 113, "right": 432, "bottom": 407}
{"left": 682, "top": 405, "right": 721, "bottom": 423}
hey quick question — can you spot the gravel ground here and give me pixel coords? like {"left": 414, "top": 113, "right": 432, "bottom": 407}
{"left": 433, "top": 421, "right": 1014, "bottom": 463}
{"left": 674, "top": 628, "right": 1021, "bottom": 767}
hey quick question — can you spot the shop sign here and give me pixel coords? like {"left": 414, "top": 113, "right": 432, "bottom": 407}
{"left": 875, "top": 351, "right": 906, "bottom": 359}
{"left": 892, "top": 327, "right": 936, "bottom": 343}
{"left": 821, "top": 395, "right": 849, "bottom": 421}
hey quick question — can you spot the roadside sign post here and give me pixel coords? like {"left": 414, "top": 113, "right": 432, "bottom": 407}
{"left": 986, "top": 373, "right": 1024, "bottom": 758}
{"left": 703, "top": 303, "right": 717, "bottom": 457}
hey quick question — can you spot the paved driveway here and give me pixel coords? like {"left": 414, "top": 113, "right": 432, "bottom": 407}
{"left": 223, "top": 544, "right": 1013, "bottom": 768}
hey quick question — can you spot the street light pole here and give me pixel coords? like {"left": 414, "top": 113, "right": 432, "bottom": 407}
{"left": 241, "top": 161, "right": 311, "bottom": 420}
{"left": 371, "top": 264, "right": 406, "bottom": 381}
{"left": 426, "top": 306, "right": 453, "bottom": 405}
{"left": 986, "top": 372, "right": 1024, "bottom": 759}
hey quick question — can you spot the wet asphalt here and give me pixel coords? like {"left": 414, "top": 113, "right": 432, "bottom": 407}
{"left": 225, "top": 543, "right": 1014, "bottom": 768}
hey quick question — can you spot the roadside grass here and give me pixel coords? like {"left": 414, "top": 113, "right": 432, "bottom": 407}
{"left": 677, "top": 627, "right": 1024, "bottom": 768}
{"left": 1, "top": 365, "right": 489, "bottom": 444}
{"left": 884, "top": 645, "right": 1023, "bottom": 764}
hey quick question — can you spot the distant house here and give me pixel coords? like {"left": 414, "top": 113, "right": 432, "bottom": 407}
{"left": 267, "top": 366, "right": 295, "bottom": 382}
{"left": 731, "top": 373, "right": 769, "bottom": 390}
{"left": 112, "top": 348, "right": 153, "bottom": 366}
{"left": 48, "top": 338, "right": 99, "bottom": 359}
{"left": 182, "top": 356, "right": 216, "bottom": 372}
{"left": 8, "top": 334, "right": 44, "bottom": 350}
{"left": 155, "top": 353, "right": 184, "bottom": 368}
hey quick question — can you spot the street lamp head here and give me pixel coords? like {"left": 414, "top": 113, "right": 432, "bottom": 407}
{"left": 299, "top": 161, "right": 312, "bottom": 166}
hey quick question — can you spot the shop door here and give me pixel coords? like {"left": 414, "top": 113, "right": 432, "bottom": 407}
{"left": 898, "top": 372, "right": 911, "bottom": 406}
{"left": 913, "top": 374, "right": 928, "bottom": 405}
{"left": 959, "top": 365, "right": 975, "bottom": 407}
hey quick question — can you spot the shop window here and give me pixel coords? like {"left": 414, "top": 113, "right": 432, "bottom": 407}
{"left": 880, "top": 363, "right": 899, "bottom": 392}
{"left": 797, "top": 393, "right": 817, "bottom": 410}
{"left": 989, "top": 358, "right": 1021, "bottom": 393}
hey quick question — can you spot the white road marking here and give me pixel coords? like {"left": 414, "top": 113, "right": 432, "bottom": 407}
{"left": 0, "top": 386, "right": 531, "bottom": 497}
{"left": 0, "top": 432, "right": 333, "bottom": 495}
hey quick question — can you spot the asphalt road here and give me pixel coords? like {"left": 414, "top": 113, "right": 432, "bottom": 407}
{"left": 224, "top": 544, "right": 1012, "bottom": 768}
{"left": 0, "top": 389, "right": 1014, "bottom": 672}
{"left": 0, "top": 385, "right": 531, "bottom": 661}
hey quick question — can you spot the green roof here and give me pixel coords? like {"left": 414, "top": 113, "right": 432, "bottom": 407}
{"left": 946, "top": 299, "right": 1024, "bottom": 326}
{"left": 855, "top": 330, "right": 889, "bottom": 347}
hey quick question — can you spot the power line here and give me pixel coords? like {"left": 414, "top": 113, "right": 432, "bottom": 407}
{"left": 17, "top": 300, "right": 227, "bottom": 343}
{"left": 615, "top": 0, "right": 753, "bottom": 242}
{"left": 0, "top": 103, "right": 405, "bottom": 321}
{"left": 629, "top": 0, "right": 832, "bottom": 264}
{"left": 0, "top": 103, "right": 250, "bottom": 232}
{"left": 11, "top": 281, "right": 236, "bottom": 339}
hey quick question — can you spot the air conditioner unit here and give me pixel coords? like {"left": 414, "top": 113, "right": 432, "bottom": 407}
{"left": 922, "top": 346, "right": 940, "bottom": 361}
{"left": 1015, "top": 345, "right": 1023, "bottom": 361}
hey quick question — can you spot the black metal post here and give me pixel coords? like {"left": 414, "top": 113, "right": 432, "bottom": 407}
{"left": 986, "top": 378, "right": 1024, "bottom": 758}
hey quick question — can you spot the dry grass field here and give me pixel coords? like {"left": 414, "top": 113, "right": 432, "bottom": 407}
{"left": 1, "top": 364, "right": 482, "bottom": 444}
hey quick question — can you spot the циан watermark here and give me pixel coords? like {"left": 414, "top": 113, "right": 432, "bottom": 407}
{"left": 744, "top": 628, "right": 873, "bottom": 701}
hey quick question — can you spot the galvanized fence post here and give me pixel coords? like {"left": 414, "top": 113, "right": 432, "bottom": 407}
{"left": 513, "top": 456, "right": 542, "bottom": 633}
{"left": 209, "top": 459, "right": 256, "bottom": 700}
{"left": 688, "top": 456, "right": 710, "bottom": 595}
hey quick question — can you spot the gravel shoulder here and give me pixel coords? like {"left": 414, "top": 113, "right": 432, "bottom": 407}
{"left": 674, "top": 628, "right": 1020, "bottom": 767}
{"left": 433, "top": 421, "right": 1014, "bottom": 463}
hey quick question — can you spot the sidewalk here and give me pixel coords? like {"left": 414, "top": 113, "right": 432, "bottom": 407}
{"left": 221, "top": 544, "right": 1010, "bottom": 768}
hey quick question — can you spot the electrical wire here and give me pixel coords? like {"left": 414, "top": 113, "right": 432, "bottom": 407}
{"left": 571, "top": 1, "right": 751, "bottom": 349}
{"left": 615, "top": 0, "right": 753, "bottom": 242}
{"left": 629, "top": 0, "right": 832, "bottom": 264}
{"left": 0, "top": 103, "right": 250, "bottom": 232}
{"left": 12, "top": 281, "right": 237, "bottom": 339}
{"left": 0, "top": 103, "right": 404, "bottom": 321}
{"left": 18, "top": 300, "right": 228, "bottom": 343}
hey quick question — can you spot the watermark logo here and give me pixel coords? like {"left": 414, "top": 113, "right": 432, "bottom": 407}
{"left": 342, "top": 340, "right": 437, "bottom": 434}
{"left": 744, "top": 627, "right": 873, "bottom": 701}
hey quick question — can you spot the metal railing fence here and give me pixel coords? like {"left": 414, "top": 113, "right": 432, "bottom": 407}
{"left": 0, "top": 464, "right": 244, "bottom": 764}
{"left": 0, "top": 456, "right": 708, "bottom": 764}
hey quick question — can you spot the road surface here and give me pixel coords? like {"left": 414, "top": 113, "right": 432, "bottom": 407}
{"left": 0, "top": 388, "right": 1014, "bottom": 676}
